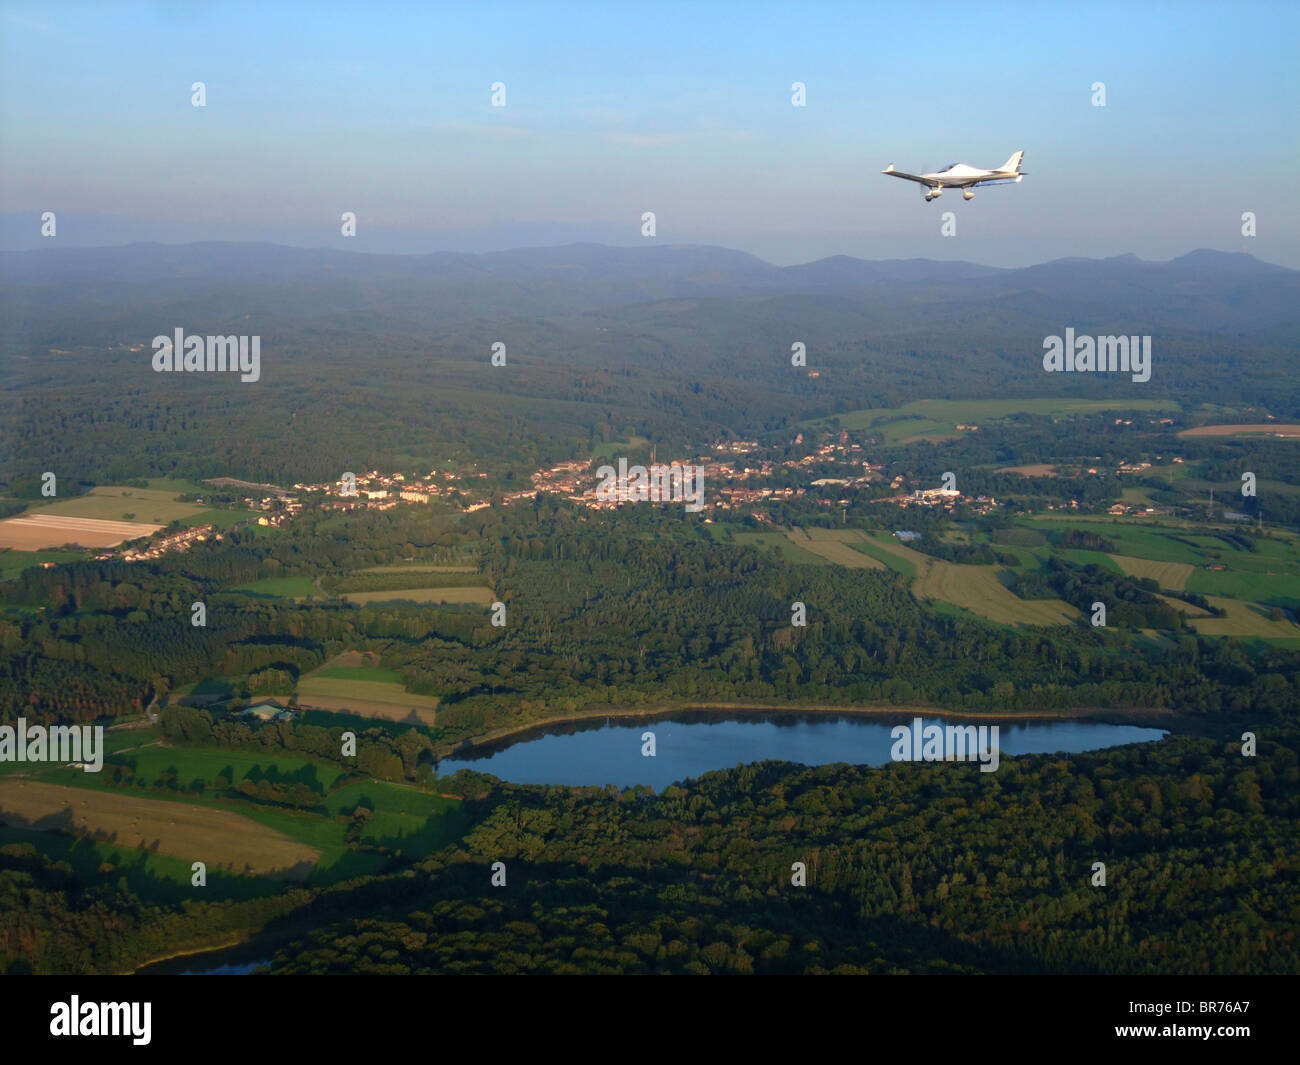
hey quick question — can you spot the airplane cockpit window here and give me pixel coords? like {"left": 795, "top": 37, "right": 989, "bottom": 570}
{"left": 938, "top": 163, "right": 957, "bottom": 172}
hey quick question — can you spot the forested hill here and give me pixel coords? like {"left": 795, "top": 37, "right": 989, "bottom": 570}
{"left": 2, "top": 243, "right": 1297, "bottom": 490}
{"left": 2, "top": 241, "right": 1295, "bottom": 332}
{"left": 270, "top": 731, "right": 1300, "bottom": 975}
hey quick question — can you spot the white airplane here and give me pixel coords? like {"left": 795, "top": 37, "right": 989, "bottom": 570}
{"left": 882, "top": 151, "right": 1026, "bottom": 201}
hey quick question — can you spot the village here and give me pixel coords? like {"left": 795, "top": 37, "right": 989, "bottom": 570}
{"left": 100, "top": 427, "right": 1011, "bottom": 565}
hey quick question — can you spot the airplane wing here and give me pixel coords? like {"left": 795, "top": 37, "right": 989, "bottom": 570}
{"left": 881, "top": 165, "right": 937, "bottom": 187}
{"left": 967, "top": 174, "right": 1025, "bottom": 188}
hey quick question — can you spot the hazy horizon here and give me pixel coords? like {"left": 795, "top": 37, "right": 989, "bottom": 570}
{"left": 1, "top": 223, "right": 1293, "bottom": 273}
{"left": 3, "top": 1, "right": 1297, "bottom": 267}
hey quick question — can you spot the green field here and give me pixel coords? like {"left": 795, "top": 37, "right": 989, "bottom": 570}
{"left": 1020, "top": 518, "right": 1300, "bottom": 610}
{"left": 591, "top": 435, "right": 649, "bottom": 459}
{"left": 232, "top": 576, "right": 321, "bottom": 598}
{"left": 25, "top": 750, "right": 468, "bottom": 893}
{"left": 852, "top": 534, "right": 919, "bottom": 577}
{"left": 175, "top": 508, "right": 250, "bottom": 531}
{"left": 728, "top": 529, "right": 827, "bottom": 565}
{"left": 144, "top": 478, "right": 209, "bottom": 494}
{"left": 359, "top": 563, "right": 477, "bottom": 573}
{"left": 322, "top": 781, "right": 468, "bottom": 855}
{"left": 341, "top": 587, "right": 495, "bottom": 604}
{"left": 311, "top": 666, "right": 405, "bottom": 684}
{"left": 1110, "top": 554, "right": 1195, "bottom": 590}
{"left": 859, "top": 532, "right": 1076, "bottom": 626}
{"left": 1187, "top": 568, "right": 1300, "bottom": 609}
{"left": 819, "top": 398, "right": 1180, "bottom": 443}
{"left": 106, "top": 745, "right": 350, "bottom": 793}
{"left": 783, "top": 528, "right": 884, "bottom": 568}
{"left": 27, "top": 485, "right": 208, "bottom": 525}
{"left": 35, "top": 768, "right": 390, "bottom": 891}
{"left": 296, "top": 673, "right": 439, "bottom": 724}
{"left": 1189, "top": 597, "right": 1300, "bottom": 640}
{"left": 0, "top": 548, "right": 84, "bottom": 579}
{"left": 0, "top": 823, "right": 287, "bottom": 903}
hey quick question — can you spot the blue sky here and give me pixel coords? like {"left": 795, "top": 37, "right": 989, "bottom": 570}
{"left": 2, "top": 0, "right": 1297, "bottom": 265}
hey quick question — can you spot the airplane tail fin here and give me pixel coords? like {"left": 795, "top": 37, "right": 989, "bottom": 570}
{"left": 1000, "top": 150, "right": 1024, "bottom": 174}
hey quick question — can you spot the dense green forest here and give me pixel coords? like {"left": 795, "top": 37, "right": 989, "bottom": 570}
{"left": 4, "top": 502, "right": 1298, "bottom": 746}
{"left": 5, "top": 729, "right": 1293, "bottom": 975}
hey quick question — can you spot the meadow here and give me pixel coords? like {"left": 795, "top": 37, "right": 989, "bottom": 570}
{"left": 296, "top": 672, "right": 439, "bottom": 724}
{"left": 340, "top": 586, "right": 495, "bottom": 604}
{"left": 784, "top": 528, "right": 885, "bottom": 568}
{"left": 820, "top": 398, "right": 1179, "bottom": 443}
{"left": 0, "top": 779, "right": 321, "bottom": 878}
{"left": 232, "top": 576, "right": 321, "bottom": 598}
{"left": 24, "top": 485, "right": 208, "bottom": 525}
{"left": 1189, "top": 597, "right": 1300, "bottom": 639}
{"left": 108, "top": 745, "right": 350, "bottom": 793}
{"left": 724, "top": 527, "right": 826, "bottom": 565}
{"left": 359, "top": 563, "right": 477, "bottom": 573}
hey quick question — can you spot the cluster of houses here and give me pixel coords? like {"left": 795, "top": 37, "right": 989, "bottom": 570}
{"left": 287, "top": 470, "right": 492, "bottom": 514}
{"left": 95, "top": 523, "right": 219, "bottom": 563}
{"left": 871, "top": 488, "right": 999, "bottom": 515}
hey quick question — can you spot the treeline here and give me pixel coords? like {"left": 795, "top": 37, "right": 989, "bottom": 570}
{"left": 158, "top": 705, "right": 436, "bottom": 785}
{"left": 1007, "top": 559, "right": 1184, "bottom": 629}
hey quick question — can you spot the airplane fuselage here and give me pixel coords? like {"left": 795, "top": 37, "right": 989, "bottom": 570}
{"left": 881, "top": 152, "right": 1026, "bottom": 202}
{"left": 925, "top": 164, "right": 1003, "bottom": 187}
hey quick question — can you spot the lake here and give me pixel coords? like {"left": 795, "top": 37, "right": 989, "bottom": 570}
{"left": 436, "top": 710, "right": 1167, "bottom": 790}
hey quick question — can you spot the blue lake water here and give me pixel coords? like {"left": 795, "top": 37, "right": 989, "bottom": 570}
{"left": 436, "top": 711, "right": 1167, "bottom": 790}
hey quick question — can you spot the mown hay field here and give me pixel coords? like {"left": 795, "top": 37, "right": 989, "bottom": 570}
{"left": 1110, "top": 554, "right": 1194, "bottom": 591}
{"left": 340, "top": 586, "right": 495, "bottom": 604}
{"left": 785, "top": 528, "right": 885, "bottom": 569}
{"left": 0, "top": 779, "right": 320, "bottom": 878}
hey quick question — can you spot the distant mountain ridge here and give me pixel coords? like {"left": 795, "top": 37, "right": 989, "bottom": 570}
{"left": 1, "top": 242, "right": 1295, "bottom": 336}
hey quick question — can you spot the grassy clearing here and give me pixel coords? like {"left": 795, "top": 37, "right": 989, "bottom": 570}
{"left": 1189, "top": 597, "right": 1300, "bottom": 639}
{"left": 27, "top": 486, "right": 208, "bottom": 525}
{"left": 341, "top": 586, "right": 495, "bottom": 604}
{"left": 1177, "top": 424, "right": 1300, "bottom": 438}
{"left": 323, "top": 781, "right": 468, "bottom": 854}
{"left": 312, "top": 666, "right": 405, "bottom": 684}
{"left": 0, "top": 779, "right": 320, "bottom": 878}
{"left": 862, "top": 533, "right": 1075, "bottom": 626}
{"left": 823, "top": 398, "right": 1178, "bottom": 442}
{"left": 0, "top": 548, "right": 84, "bottom": 578}
{"left": 232, "top": 576, "right": 320, "bottom": 598}
{"left": 591, "top": 436, "right": 649, "bottom": 459}
{"left": 1110, "top": 555, "right": 1194, "bottom": 590}
{"left": 1157, "top": 594, "right": 1211, "bottom": 617}
{"left": 915, "top": 560, "right": 1077, "bottom": 626}
{"left": 296, "top": 676, "right": 439, "bottom": 725}
{"left": 109, "top": 746, "right": 349, "bottom": 793}
{"left": 785, "top": 528, "right": 884, "bottom": 569}
{"left": 359, "top": 564, "right": 477, "bottom": 573}
{"left": 0, "top": 824, "right": 286, "bottom": 903}
{"left": 176, "top": 508, "right": 249, "bottom": 531}
{"left": 854, "top": 534, "right": 920, "bottom": 577}
{"left": 730, "top": 530, "right": 827, "bottom": 565}
{"left": 1186, "top": 568, "right": 1300, "bottom": 609}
